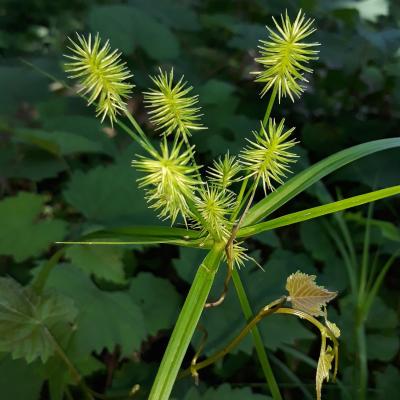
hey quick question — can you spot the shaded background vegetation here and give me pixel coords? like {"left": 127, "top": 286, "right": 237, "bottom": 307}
{"left": 0, "top": 0, "right": 399, "bottom": 399}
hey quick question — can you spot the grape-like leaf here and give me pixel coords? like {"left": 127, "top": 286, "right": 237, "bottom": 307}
{"left": 0, "top": 192, "right": 67, "bottom": 262}
{"left": 65, "top": 245, "right": 127, "bottom": 284}
{"left": 286, "top": 271, "right": 337, "bottom": 316}
{"left": 0, "top": 277, "right": 77, "bottom": 363}
{"left": 129, "top": 273, "right": 181, "bottom": 337}
{"left": 45, "top": 265, "right": 146, "bottom": 355}
{"left": 316, "top": 345, "right": 334, "bottom": 400}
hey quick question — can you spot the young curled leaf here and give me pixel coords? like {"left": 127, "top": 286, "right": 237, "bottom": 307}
{"left": 286, "top": 271, "right": 337, "bottom": 316}
{"left": 316, "top": 344, "right": 334, "bottom": 400}
{"left": 326, "top": 320, "right": 341, "bottom": 339}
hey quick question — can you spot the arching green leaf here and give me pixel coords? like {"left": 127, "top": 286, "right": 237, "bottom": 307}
{"left": 243, "top": 138, "right": 400, "bottom": 227}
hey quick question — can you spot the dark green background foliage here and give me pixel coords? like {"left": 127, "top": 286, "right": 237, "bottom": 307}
{"left": 0, "top": 0, "right": 399, "bottom": 399}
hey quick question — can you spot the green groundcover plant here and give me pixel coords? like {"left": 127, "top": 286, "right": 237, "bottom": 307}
{"left": 1, "top": 8, "right": 400, "bottom": 400}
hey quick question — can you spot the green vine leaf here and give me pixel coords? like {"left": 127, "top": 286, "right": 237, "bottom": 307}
{"left": 286, "top": 271, "right": 337, "bottom": 316}
{"left": 316, "top": 344, "right": 334, "bottom": 400}
{"left": 0, "top": 192, "right": 67, "bottom": 262}
{"left": 65, "top": 245, "right": 127, "bottom": 284}
{"left": 0, "top": 277, "right": 77, "bottom": 363}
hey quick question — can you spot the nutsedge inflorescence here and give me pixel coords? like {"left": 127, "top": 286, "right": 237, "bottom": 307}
{"left": 63, "top": 12, "right": 317, "bottom": 268}
{"left": 63, "top": 9, "right": 340, "bottom": 399}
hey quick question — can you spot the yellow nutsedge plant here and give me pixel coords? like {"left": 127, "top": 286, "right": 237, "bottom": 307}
{"left": 55, "top": 8, "right": 400, "bottom": 400}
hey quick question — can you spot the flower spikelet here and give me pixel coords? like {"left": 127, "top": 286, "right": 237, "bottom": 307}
{"left": 64, "top": 33, "right": 134, "bottom": 125}
{"left": 253, "top": 10, "right": 320, "bottom": 102}
{"left": 240, "top": 119, "right": 298, "bottom": 192}
{"left": 229, "top": 243, "right": 253, "bottom": 269}
{"left": 143, "top": 68, "right": 206, "bottom": 139}
{"left": 132, "top": 141, "right": 200, "bottom": 224}
{"left": 194, "top": 185, "right": 235, "bottom": 241}
{"left": 207, "top": 152, "right": 242, "bottom": 189}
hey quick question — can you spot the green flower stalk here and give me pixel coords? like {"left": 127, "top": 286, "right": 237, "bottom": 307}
{"left": 64, "top": 33, "right": 134, "bottom": 125}
{"left": 143, "top": 68, "right": 206, "bottom": 140}
{"left": 240, "top": 119, "right": 298, "bottom": 192}
{"left": 132, "top": 140, "right": 201, "bottom": 224}
{"left": 253, "top": 10, "right": 320, "bottom": 101}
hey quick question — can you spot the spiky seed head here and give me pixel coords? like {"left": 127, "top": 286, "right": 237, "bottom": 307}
{"left": 132, "top": 141, "right": 200, "bottom": 224}
{"left": 194, "top": 185, "right": 235, "bottom": 241}
{"left": 224, "top": 242, "right": 262, "bottom": 270}
{"left": 64, "top": 33, "right": 134, "bottom": 125}
{"left": 253, "top": 10, "right": 320, "bottom": 102}
{"left": 240, "top": 119, "right": 298, "bottom": 192}
{"left": 143, "top": 68, "right": 206, "bottom": 139}
{"left": 207, "top": 152, "right": 242, "bottom": 189}
{"left": 230, "top": 243, "right": 252, "bottom": 269}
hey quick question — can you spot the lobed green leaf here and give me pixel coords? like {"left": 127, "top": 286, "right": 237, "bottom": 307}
{"left": 0, "top": 277, "right": 77, "bottom": 363}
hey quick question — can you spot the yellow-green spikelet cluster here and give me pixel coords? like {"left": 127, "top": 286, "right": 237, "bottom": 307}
{"left": 143, "top": 68, "right": 206, "bottom": 140}
{"left": 253, "top": 10, "right": 320, "bottom": 101}
{"left": 132, "top": 141, "right": 200, "bottom": 224}
{"left": 64, "top": 33, "right": 134, "bottom": 125}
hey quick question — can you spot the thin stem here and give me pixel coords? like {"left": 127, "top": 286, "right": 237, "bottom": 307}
{"left": 46, "top": 329, "right": 94, "bottom": 400}
{"left": 231, "top": 269, "right": 283, "bottom": 400}
{"left": 323, "top": 220, "right": 358, "bottom": 297}
{"left": 358, "top": 203, "right": 374, "bottom": 304}
{"left": 204, "top": 262, "right": 232, "bottom": 308}
{"left": 355, "top": 320, "right": 367, "bottom": 400}
{"left": 262, "top": 85, "right": 278, "bottom": 127}
{"left": 31, "top": 248, "right": 65, "bottom": 294}
{"left": 269, "top": 354, "right": 314, "bottom": 400}
{"left": 363, "top": 251, "right": 400, "bottom": 315}
{"left": 190, "top": 325, "right": 208, "bottom": 384}
{"left": 333, "top": 188, "right": 357, "bottom": 268}
{"left": 365, "top": 248, "right": 380, "bottom": 293}
{"left": 230, "top": 178, "right": 257, "bottom": 228}
{"left": 236, "top": 175, "right": 260, "bottom": 228}
{"left": 149, "top": 243, "right": 224, "bottom": 400}
{"left": 182, "top": 131, "right": 203, "bottom": 182}
{"left": 230, "top": 178, "right": 249, "bottom": 223}
{"left": 226, "top": 175, "right": 260, "bottom": 261}
{"left": 122, "top": 108, "right": 152, "bottom": 147}
{"left": 180, "top": 296, "right": 286, "bottom": 379}
{"left": 120, "top": 110, "right": 156, "bottom": 155}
